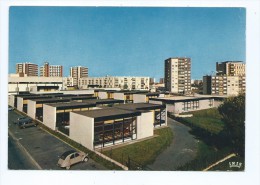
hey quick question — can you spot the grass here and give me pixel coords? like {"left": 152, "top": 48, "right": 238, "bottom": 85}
{"left": 102, "top": 127, "right": 173, "bottom": 169}
{"left": 177, "top": 141, "right": 232, "bottom": 171}
{"left": 178, "top": 108, "right": 225, "bottom": 134}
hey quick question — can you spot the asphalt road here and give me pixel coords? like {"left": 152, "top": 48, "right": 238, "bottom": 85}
{"left": 148, "top": 117, "right": 199, "bottom": 170}
{"left": 8, "top": 110, "right": 107, "bottom": 170}
{"left": 8, "top": 136, "right": 38, "bottom": 170}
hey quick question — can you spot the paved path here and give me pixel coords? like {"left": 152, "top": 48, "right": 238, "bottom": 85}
{"left": 148, "top": 117, "right": 199, "bottom": 170}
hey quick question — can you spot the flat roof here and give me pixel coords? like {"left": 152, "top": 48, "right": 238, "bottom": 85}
{"left": 71, "top": 96, "right": 96, "bottom": 100}
{"left": 73, "top": 107, "right": 141, "bottom": 121}
{"left": 18, "top": 96, "right": 54, "bottom": 100}
{"left": 113, "top": 90, "right": 149, "bottom": 95}
{"left": 113, "top": 103, "right": 165, "bottom": 111}
{"left": 136, "top": 92, "right": 163, "bottom": 96}
{"left": 150, "top": 95, "right": 226, "bottom": 103}
{"left": 83, "top": 99, "right": 124, "bottom": 104}
{"left": 29, "top": 98, "right": 71, "bottom": 104}
{"left": 54, "top": 94, "right": 78, "bottom": 97}
{"left": 45, "top": 101, "right": 96, "bottom": 109}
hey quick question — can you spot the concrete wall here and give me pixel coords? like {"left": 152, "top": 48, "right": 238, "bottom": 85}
{"left": 148, "top": 100, "right": 163, "bottom": 105}
{"left": 98, "top": 92, "right": 108, "bottom": 99}
{"left": 8, "top": 84, "right": 30, "bottom": 93}
{"left": 70, "top": 112, "right": 94, "bottom": 150}
{"left": 158, "top": 94, "right": 165, "bottom": 98}
{"left": 133, "top": 94, "right": 146, "bottom": 103}
{"left": 43, "top": 104, "right": 56, "bottom": 130}
{"left": 199, "top": 99, "right": 211, "bottom": 110}
{"left": 17, "top": 97, "right": 24, "bottom": 112}
{"left": 8, "top": 76, "right": 63, "bottom": 94}
{"left": 136, "top": 111, "right": 154, "bottom": 140}
{"left": 62, "top": 89, "right": 94, "bottom": 95}
{"left": 113, "top": 93, "right": 125, "bottom": 101}
{"left": 171, "top": 102, "right": 182, "bottom": 114}
{"left": 8, "top": 95, "right": 15, "bottom": 107}
{"left": 214, "top": 100, "right": 223, "bottom": 107}
{"left": 27, "top": 100, "right": 36, "bottom": 119}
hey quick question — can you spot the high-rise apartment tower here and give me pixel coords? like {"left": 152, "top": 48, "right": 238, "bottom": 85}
{"left": 16, "top": 62, "right": 38, "bottom": 76}
{"left": 164, "top": 57, "right": 191, "bottom": 94}
{"left": 216, "top": 61, "right": 245, "bottom": 76}
{"left": 40, "top": 62, "right": 63, "bottom": 77}
{"left": 70, "top": 66, "right": 88, "bottom": 86}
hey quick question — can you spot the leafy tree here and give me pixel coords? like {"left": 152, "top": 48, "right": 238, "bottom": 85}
{"left": 218, "top": 94, "right": 245, "bottom": 156}
{"left": 123, "top": 84, "right": 128, "bottom": 90}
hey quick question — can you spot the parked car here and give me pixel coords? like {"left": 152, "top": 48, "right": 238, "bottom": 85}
{"left": 57, "top": 150, "right": 89, "bottom": 169}
{"left": 17, "top": 116, "right": 28, "bottom": 121}
{"left": 13, "top": 117, "right": 28, "bottom": 124}
{"left": 17, "top": 118, "right": 37, "bottom": 129}
{"left": 8, "top": 106, "right": 14, "bottom": 111}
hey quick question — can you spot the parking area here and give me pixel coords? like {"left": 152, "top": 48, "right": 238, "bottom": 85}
{"left": 8, "top": 110, "right": 107, "bottom": 170}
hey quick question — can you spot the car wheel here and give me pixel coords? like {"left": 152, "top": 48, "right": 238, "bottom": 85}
{"left": 66, "top": 166, "right": 70, "bottom": 170}
{"left": 83, "top": 157, "right": 89, "bottom": 162}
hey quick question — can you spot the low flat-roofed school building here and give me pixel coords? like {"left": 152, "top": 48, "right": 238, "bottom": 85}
{"left": 113, "top": 91, "right": 149, "bottom": 103}
{"left": 27, "top": 98, "right": 71, "bottom": 120}
{"left": 42, "top": 99, "right": 125, "bottom": 134}
{"left": 70, "top": 107, "right": 154, "bottom": 150}
{"left": 133, "top": 92, "right": 170, "bottom": 103}
{"left": 43, "top": 102, "right": 98, "bottom": 133}
{"left": 94, "top": 90, "right": 116, "bottom": 99}
{"left": 17, "top": 95, "right": 53, "bottom": 113}
{"left": 149, "top": 96, "right": 225, "bottom": 114}
{"left": 113, "top": 103, "right": 167, "bottom": 127}
{"left": 82, "top": 99, "right": 124, "bottom": 106}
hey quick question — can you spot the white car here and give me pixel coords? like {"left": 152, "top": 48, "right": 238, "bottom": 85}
{"left": 57, "top": 150, "right": 89, "bottom": 170}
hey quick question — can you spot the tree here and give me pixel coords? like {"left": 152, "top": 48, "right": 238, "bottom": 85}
{"left": 123, "top": 84, "right": 128, "bottom": 90}
{"left": 218, "top": 94, "right": 245, "bottom": 156}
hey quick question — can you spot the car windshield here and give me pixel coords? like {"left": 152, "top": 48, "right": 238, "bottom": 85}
{"left": 60, "top": 150, "right": 75, "bottom": 160}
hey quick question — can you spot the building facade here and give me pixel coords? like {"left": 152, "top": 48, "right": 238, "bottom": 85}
{"left": 216, "top": 61, "right": 245, "bottom": 76}
{"left": 203, "top": 75, "right": 212, "bottom": 95}
{"left": 79, "top": 76, "right": 150, "bottom": 90}
{"left": 8, "top": 76, "right": 63, "bottom": 94}
{"left": 16, "top": 62, "right": 38, "bottom": 76}
{"left": 211, "top": 75, "right": 245, "bottom": 96}
{"left": 70, "top": 66, "right": 88, "bottom": 86}
{"left": 40, "top": 62, "right": 63, "bottom": 77}
{"left": 164, "top": 57, "right": 191, "bottom": 94}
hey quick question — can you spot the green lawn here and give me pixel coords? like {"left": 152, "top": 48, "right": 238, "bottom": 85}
{"left": 180, "top": 108, "right": 225, "bottom": 134}
{"left": 102, "top": 127, "right": 173, "bottom": 169}
{"left": 177, "top": 141, "right": 232, "bottom": 171}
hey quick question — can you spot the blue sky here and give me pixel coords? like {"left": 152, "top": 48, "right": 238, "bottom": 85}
{"left": 9, "top": 7, "right": 245, "bottom": 80}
